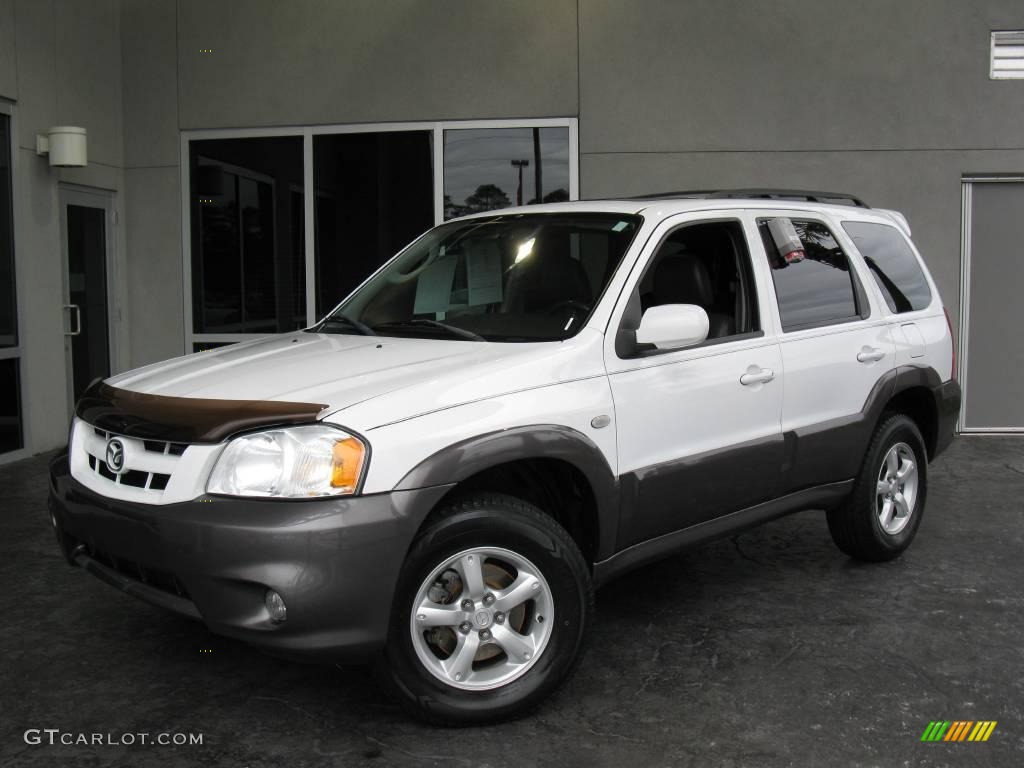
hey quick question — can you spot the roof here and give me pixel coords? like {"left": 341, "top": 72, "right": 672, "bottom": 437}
{"left": 448, "top": 189, "right": 912, "bottom": 235}
{"left": 455, "top": 197, "right": 901, "bottom": 224}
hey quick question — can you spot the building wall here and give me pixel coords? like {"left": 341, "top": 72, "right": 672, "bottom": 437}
{"left": 120, "top": 0, "right": 580, "bottom": 369}
{"left": 0, "top": 0, "right": 124, "bottom": 456}
{"left": 8, "top": 0, "right": 1024, "bottom": 453}
{"left": 176, "top": 0, "right": 579, "bottom": 129}
{"left": 578, "top": 0, "right": 1024, "bottom": 333}
{"left": 118, "top": 0, "right": 1024, "bottom": 423}
{"left": 121, "top": 0, "right": 180, "bottom": 368}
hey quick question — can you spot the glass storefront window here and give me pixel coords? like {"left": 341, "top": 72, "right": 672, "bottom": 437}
{"left": 313, "top": 131, "right": 434, "bottom": 316}
{"left": 0, "top": 110, "right": 22, "bottom": 456}
{"left": 0, "top": 358, "right": 22, "bottom": 453}
{"left": 186, "top": 120, "right": 576, "bottom": 349}
{"left": 0, "top": 113, "right": 14, "bottom": 349}
{"left": 189, "top": 136, "right": 305, "bottom": 335}
{"left": 443, "top": 127, "right": 570, "bottom": 219}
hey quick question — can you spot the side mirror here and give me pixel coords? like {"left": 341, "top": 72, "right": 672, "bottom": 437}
{"left": 635, "top": 304, "right": 709, "bottom": 350}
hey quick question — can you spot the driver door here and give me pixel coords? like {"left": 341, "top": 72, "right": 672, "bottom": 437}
{"left": 604, "top": 212, "right": 784, "bottom": 547}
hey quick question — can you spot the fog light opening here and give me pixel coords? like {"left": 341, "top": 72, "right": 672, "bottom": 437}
{"left": 265, "top": 589, "right": 287, "bottom": 623}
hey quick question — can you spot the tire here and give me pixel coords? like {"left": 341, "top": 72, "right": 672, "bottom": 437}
{"left": 378, "top": 493, "right": 593, "bottom": 725}
{"left": 827, "top": 413, "right": 928, "bottom": 562}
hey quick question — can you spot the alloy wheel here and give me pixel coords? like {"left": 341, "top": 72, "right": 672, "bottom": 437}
{"left": 876, "top": 441, "right": 918, "bottom": 535}
{"left": 409, "top": 546, "right": 554, "bottom": 691}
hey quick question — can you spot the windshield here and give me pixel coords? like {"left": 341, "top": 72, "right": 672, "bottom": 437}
{"left": 312, "top": 213, "right": 642, "bottom": 342}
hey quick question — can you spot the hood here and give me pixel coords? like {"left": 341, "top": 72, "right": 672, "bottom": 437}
{"left": 108, "top": 330, "right": 605, "bottom": 430}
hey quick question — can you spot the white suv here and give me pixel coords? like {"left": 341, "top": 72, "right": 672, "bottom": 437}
{"left": 49, "top": 190, "right": 961, "bottom": 724}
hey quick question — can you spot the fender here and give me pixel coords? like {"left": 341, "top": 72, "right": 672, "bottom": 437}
{"left": 891, "top": 364, "right": 942, "bottom": 392}
{"left": 889, "top": 364, "right": 960, "bottom": 458}
{"left": 394, "top": 424, "right": 620, "bottom": 561}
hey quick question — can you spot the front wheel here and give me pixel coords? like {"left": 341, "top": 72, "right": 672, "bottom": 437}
{"left": 827, "top": 413, "right": 928, "bottom": 561}
{"left": 379, "top": 493, "right": 593, "bottom": 725}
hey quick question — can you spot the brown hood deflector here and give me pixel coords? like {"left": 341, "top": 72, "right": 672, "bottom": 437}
{"left": 76, "top": 382, "right": 329, "bottom": 443}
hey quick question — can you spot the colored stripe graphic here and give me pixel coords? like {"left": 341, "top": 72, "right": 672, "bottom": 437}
{"left": 921, "top": 720, "right": 997, "bottom": 742}
{"left": 921, "top": 721, "right": 950, "bottom": 741}
{"left": 944, "top": 721, "right": 971, "bottom": 741}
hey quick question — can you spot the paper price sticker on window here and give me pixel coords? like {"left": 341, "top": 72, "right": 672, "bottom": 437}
{"left": 768, "top": 217, "right": 805, "bottom": 265}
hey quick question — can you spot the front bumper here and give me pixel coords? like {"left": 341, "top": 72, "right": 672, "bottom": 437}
{"left": 48, "top": 452, "right": 452, "bottom": 663}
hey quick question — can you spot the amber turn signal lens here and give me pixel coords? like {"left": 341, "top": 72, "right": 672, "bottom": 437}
{"left": 330, "top": 437, "right": 365, "bottom": 492}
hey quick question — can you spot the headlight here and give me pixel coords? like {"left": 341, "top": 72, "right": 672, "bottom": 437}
{"left": 207, "top": 425, "right": 367, "bottom": 498}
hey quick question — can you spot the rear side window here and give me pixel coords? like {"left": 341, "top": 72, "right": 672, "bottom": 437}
{"left": 841, "top": 221, "right": 932, "bottom": 313}
{"left": 758, "top": 219, "right": 863, "bottom": 332}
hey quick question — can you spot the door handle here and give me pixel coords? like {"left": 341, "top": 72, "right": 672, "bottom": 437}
{"left": 64, "top": 304, "right": 81, "bottom": 337}
{"left": 856, "top": 346, "right": 886, "bottom": 363}
{"left": 740, "top": 367, "right": 775, "bottom": 386}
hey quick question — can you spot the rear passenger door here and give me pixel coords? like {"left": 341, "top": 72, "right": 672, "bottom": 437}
{"left": 754, "top": 211, "right": 894, "bottom": 493}
{"left": 840, "top": 218, "right": 948, "bottom": 377}
{"left": 605, "top": 212, "right": 784, "bottom": 547}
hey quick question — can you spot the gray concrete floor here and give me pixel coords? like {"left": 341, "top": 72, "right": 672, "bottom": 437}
{"left": 1, "top": 437, "right": 1022, "bottom": 768}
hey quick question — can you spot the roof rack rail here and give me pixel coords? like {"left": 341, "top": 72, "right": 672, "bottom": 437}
{"left": 631, "top": 188, "right": 870, "bottom": 208}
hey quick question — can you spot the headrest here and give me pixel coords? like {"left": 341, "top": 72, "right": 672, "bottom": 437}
{"left": 652, "top": 253, "right": 714, "bottom": 308}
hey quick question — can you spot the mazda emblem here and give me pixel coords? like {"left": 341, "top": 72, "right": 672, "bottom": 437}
{"left": 105, "top": 438, "right": 126, "bottom": 474}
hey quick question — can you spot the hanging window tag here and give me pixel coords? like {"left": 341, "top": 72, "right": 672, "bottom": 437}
{"left": 768, "top": 217, "right": 805, "bottom": 265}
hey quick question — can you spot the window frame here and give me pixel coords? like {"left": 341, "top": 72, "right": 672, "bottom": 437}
{"left": 756, "top": 215, "right": 872, "bottom": 334}
{"left": 180, "top": 118, "right": 579, "bottom": 351}
{"left": 614, "top": 216, "right": 767, "bottom": 360}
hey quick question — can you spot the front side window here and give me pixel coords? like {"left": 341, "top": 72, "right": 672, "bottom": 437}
{"left": 316, "top": 213, "right": 640, "bottom": 342}
{"left": 759, "top": 219, "right": 863, "bottom": 332}
{"left": 638, "top": 220, "right": 760, "bottom": 341}
{"left": 842, "top": 221, "right": 932, "bottom": 313}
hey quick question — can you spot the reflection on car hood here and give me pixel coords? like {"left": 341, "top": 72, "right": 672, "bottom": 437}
{"left": 106, "top": 330, "right": 604, "bottom": 430}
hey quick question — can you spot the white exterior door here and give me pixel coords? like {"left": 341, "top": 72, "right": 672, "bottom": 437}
{"left": 604, "top": 212, "right": 784, "bottom": 546}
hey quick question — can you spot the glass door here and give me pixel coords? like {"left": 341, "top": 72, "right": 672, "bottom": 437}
{"left": 60, "top": 187, "right": 114, "bottom": 407}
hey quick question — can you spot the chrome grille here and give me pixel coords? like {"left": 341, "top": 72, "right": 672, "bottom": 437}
{"left": 78, "top": 425, "right": 187, "bottom": 496}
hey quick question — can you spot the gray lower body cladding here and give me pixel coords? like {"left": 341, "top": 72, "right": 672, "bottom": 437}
{"left": 48, "top": 374, "right": 961, "bottom": 658}
{"left": 603, "top": 373, "right": 961, "bottom": 579}
{"left": 48, "top": 452, "right": 451, "bottom": 662}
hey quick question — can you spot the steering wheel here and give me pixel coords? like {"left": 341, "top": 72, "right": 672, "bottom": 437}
{"left": 546, "top": 299, "right": 591, "bottom": 316}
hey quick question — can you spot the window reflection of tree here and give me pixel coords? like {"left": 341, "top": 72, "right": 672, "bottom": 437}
{"left": 792, "top": 222, "right": 849, "bottom": 272}
{"left": 529, "top": 188, "right": 569, "bottom": 205}
{"left": 445, "top": 185, "right": 570, "bottom": 219}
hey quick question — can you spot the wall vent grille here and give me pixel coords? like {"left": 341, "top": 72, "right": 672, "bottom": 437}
{"left": 991, "top": 31, "right": 1024, "bottom": 79}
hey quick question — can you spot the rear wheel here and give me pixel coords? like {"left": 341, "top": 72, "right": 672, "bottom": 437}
{"left": 827, "top": 414, "right": 928, "bottom": 561}
{"left": 380, "top": 493, "right": 592, "bottom": 725}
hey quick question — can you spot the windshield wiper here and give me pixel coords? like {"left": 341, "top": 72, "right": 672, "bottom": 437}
{"left": 374, "top": 319, "right": 486, "bottom": 342}
{"left": 310, "top": 314, "right": 377, "bottom": 336}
